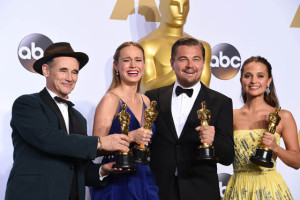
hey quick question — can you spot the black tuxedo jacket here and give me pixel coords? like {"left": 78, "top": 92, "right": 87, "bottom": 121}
{"left": 5, "top": 88, "right": 105, "bottom": 200}
{"left": 145, "top": 82, "right": 234, "bottom": 200}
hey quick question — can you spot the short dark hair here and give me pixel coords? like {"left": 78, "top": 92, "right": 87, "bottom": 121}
{"left": 171, "top": 37, "right": 205, "bottom": 61}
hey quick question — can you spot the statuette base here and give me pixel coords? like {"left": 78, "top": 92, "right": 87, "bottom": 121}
{"left": 133, "top": 146, "right": 149, "bottom": 165}
{"left": 250, "top": 149, "right": 274, "bottom": 168}
{"left": 196, "top": 147, "right": 216, "bottom": 162}
{"left": 113, "top": 152, "right": 136, "bottom": 169}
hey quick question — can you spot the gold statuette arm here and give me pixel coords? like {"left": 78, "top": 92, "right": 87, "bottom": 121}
{"left": 267, "top": 106, "right": 281, "bottom": 134}
{"left": 118, "top": 104, "right": 131, "bottom": 136}
{"left": 144, "top": 101, "right": 158, "bottom": 130}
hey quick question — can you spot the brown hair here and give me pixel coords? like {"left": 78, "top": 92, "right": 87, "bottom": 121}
{"left": 107, "top": 41, "right": 145, "bottom": 92}
{"left": 240, "top": 56, "right": 279, "bottom": 107}
{"left": 171, "top": 37, "right": 205, "bottom": 61}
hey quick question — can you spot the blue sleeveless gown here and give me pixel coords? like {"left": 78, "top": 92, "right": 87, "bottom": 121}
{"left": 90, "top": 99, "right": 160, "bottom": 200}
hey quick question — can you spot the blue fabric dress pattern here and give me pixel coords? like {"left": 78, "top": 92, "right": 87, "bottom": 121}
{"left": 90, "top": 98, "right": 160, "bottom": 200}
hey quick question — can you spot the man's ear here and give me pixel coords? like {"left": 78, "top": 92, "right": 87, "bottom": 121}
{"left": 42, "top": 64, "right": 49, "bottom": 77}
{"left": 170, "top": 59, "right": 175, "bottom": 70}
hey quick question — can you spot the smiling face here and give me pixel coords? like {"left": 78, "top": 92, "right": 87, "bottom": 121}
{"left": 171, "top": 45, "right": 204, "bottom": 88}
{"left": 160, "top": 0, "right": 189, "bottom": 27}
{"left": 241, "top": 61, "right": 272, "bottom": 98}
{"left": 42, "top": 56, "right": 79, "bottom": 99}
{"left": 114, "top": 45, "right": 145, "bottom": 86}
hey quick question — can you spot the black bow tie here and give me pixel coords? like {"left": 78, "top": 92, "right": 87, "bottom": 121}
{"left": 54, "top": 96, "right": 74, "bottom": 107}
{"left": 175, "top": 86, "right": 193, "bottom": 97}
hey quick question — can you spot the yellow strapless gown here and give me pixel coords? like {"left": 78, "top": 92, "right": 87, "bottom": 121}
{"left": 223, "top": 129, "right": 293, "bottom": 200}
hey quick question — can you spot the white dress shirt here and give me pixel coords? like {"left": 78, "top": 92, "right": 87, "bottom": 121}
{"left": 172, "top": 81, "right": 201, "bottom": 176}
{"left": 46, "top": 88, "right": 70, "bottom": 133}
{"left": 46, "top": 88, "right": 106, "bottom": 180}
{"left": 171, "top": 81, "right": 201, "bottom": 138}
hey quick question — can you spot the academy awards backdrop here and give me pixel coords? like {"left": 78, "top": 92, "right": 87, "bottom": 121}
{"left": 0, "top": 0, "right": 299, "bottom": 199}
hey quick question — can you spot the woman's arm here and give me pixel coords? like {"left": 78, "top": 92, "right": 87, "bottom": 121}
{"left": 93, "top": 93, "right": 131, "bottom": 153}
{"left": 93, "top": 93, "right": 119, "bottom": 137}
{"left": 263, "top": 110, "right": 300, "bottom": 169}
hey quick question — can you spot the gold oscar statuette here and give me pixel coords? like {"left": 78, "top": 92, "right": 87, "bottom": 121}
{"left": 196, "top": 101, "right": 216, "bottom": 162}
{"left": 138, "top": 0, "right": 211, "bottom": 93}
{"left": 250, "top": 106, "right": 281, "bottom": 168}
{"left": 113, "top": 104, "right": 136, "bottom": 169}
{"left": 133, "top": 101, "right": 158, "bottom": 164}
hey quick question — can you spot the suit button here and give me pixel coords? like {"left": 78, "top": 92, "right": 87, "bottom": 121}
{"left": 87, "top": 154, "right": 91, "bottom": 159}
{"left": 70, "top": 166, "right": 73, "bottom": 170}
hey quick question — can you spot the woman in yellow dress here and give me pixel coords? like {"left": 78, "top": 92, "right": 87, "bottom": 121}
{"left": 223, "top": 56, "right": 300, "bottom": 199}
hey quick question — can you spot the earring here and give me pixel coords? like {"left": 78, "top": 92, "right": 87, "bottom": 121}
{"left": 116, "top": 71, "right": 119, "bottom": 76}
{"left": 266, "top": 85, "right": 270, "bottom": 95}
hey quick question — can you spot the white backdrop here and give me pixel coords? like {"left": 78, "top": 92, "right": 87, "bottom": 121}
{"left": 0, "top": 0, "right": 299, "bottom": 199}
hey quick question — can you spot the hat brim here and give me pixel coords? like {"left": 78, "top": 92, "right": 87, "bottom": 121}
{"left": 33, "top": 52, "right": 89, "bottom": 75}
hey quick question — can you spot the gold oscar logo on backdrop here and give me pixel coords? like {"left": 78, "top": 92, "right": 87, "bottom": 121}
{"left": 110, "top": 0, "right": 161, "bottom": 22}
{"left": 291, "top": 5, "right": 300, "bottom": 27}
{"left": 138, "top": 0, "right": 211, "bottom": 92}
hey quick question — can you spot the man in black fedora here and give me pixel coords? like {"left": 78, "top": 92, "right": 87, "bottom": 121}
{"left": 5, "top": 42, "right": 131, "bottom": 200}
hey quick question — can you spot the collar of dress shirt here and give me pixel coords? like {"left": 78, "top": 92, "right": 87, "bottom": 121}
{"left": 46, "top": 87, "right": 71, "bottom": 103}
{"left": 172, "top": 81, "right": 201, "bottom": 99}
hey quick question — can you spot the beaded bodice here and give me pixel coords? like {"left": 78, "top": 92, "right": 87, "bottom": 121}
{"left": 233, "top": 129, "right": 280, "bottom": 173}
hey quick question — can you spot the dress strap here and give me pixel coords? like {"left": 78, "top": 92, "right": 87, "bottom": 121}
{"left": 106, "top": 91, "right": 124, "bottom": 116}
{"left": 139, "top": 94, "right": 146, "bottom": 127}
{"left": 107, "top": 91, "right": 124, "bottom": 104}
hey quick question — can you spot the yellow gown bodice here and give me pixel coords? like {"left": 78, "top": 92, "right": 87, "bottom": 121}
{"left": 223, "top": 129, "right": 294, "bottom": 200}
{"left": 233, "top": 129, "right": 279, "bottom": 173}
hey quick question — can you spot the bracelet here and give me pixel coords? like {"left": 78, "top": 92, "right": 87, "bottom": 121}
{"left": 97, "top": 136, "right": 102, "bottom": 151}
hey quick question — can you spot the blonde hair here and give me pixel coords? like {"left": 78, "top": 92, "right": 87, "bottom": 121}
{"left": 107, "top": 41, "right": 145, "bottom": 92}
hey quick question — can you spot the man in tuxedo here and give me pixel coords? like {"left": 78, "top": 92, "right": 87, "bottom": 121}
{"left": 145, "top": 37, "right": 234, "bottom": 200}
{"left": 5, "top": 42, "right": 130, "bottom": 200}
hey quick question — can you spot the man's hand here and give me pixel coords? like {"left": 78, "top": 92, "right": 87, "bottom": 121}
{"left": 100, "top": 162, "right": 132, "bottom": 177}
{"left": 195, "top": 125, "right": 215, "bottom": 145}
{"left": 100, "top": 134, "right": 130, "bottom": 152}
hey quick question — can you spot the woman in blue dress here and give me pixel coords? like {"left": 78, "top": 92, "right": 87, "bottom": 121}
{"left": 90, "top": 41, "right": 160, "bottom": 200}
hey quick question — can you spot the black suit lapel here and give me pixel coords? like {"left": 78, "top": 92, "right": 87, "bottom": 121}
{"left": 39, "top": 88, "right": 84, "bottom": 198}
{"left": 179, "top": 83, "right": 211, "bottom": 139}
{"left": 39, "top": 88, "right": 67, "bottom": 132}
{"left": 68, "top": 107, "right": 86, "bottom": 135}
{"left": 39, "top": 88, "right": 86, "bottom": 135}
{"left": 159, "top": 84, "right": 178, "bottom": 140}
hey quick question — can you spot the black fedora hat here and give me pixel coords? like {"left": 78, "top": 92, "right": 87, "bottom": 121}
{"left": 33, "top": 42, "right": 89, "bottom": 75}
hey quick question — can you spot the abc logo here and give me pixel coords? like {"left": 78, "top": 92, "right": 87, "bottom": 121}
{"left": 210, "top": 43, "right": 241, "bottom": 80}
{"left": 18, "top": 33, "right": 53, "bottom": 73}
{"left": 218, "top": 173, "right": 231, "bottom": 198}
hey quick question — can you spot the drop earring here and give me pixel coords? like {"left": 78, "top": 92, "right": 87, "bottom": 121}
{"left": 116, "top": 71, "right": 119, "bottom": 76}
{"left": 266, "top": 85, "right": 270, "bottom": 95}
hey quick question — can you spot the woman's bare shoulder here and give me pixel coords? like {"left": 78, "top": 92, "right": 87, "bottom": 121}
{"left": 95, "top": 92, "right": 120, "bottom": 111}
{"left": 279, "top": 109, "right": 294, "bottom": 119}
{"left": 233, "top": 108, "right": 244, "bottom": 116}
